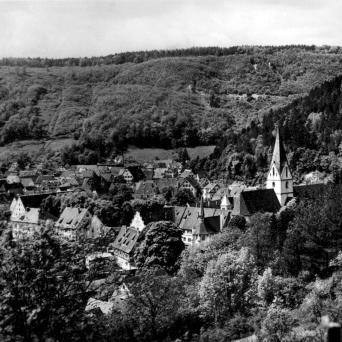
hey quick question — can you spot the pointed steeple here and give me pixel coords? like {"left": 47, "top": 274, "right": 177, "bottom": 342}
{"left": 271, "top": 124, "right": 288, "bottom": 173}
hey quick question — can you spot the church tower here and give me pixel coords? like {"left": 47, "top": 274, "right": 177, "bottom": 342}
{"left": 266, "top": 125, "right": 293, "bottom": 206}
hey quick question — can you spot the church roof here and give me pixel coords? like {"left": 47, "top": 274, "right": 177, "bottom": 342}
{"left": 271, "top": 125, "right": 289, "bottom": 173}
{"left": 232, "top": 189, "right": 281, "bottom": 216}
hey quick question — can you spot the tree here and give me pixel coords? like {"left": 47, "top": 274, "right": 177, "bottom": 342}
{"left": 227, "top": 215, "right": 246, "bottom": 231}
{"left": 17, "top": 152, "right": 31, "bottom": 170}
{"left": 199, "top": 248, "right": 258, "bottom": 324}
{"left": 0, "top": 229, "right": 98, "bottom": 342}
{"left": 171, "top": 188, "right": 196, "bottom": 206}
{"left": 121, "top": 269, "right": 185, "bottom": 341}
{"left": 260, "top": 304, "right": 297, "bottom": 342}
{"left": 134, "top": 221, "right": 184, "bottom": 274}
{"left": 41, "top": 194, "right": 62, "bottom": 217}
{"left": 242, "top": 213, "right": 277, "bottom": 270}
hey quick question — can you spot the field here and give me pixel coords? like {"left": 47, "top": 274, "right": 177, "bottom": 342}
{"left": 0, "top": 138, "right": 75, "bottom": 163}
{"left": 126, "top": 146, "right": 216, "bottom": 163}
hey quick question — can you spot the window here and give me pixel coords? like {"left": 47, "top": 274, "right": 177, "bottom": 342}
{"left": 273, "top": 167, "right": 275, "bottom": 176}
{"left": 286, "top": 167, "right": 288, "bottom": 177}
{"left": 285, "top": 181, "right": 289, "bottom": 189}
{"left": 272, "top": 182, "right": 275, "bottom": 188}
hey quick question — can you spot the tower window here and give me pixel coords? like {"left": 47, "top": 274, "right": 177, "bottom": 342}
{"left": 272, "top": 167, "right": 275, "bottom": 176}
{"left": 285, "top": 181, "right": 289, "bottom": 189}
{"left": 272, "top": 182, "right": 275, "bottom": 188}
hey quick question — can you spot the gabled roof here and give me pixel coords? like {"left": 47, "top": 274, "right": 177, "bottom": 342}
{"left": 55, "top": 207, "right": 91, "bottom": 229}
{"left": 21, "top": 178, "right": 35, "bottom": 188}
{"left": 12, "top": 208, "right": 57, "bottom": 224}
{"left": 271, "top": 125, "right": 289, "bottom": 174}
{"left": 232, "top": 189, "right": 281, "bottom": 217}
{"left": 126, "top": 166, "right": 145, "bottom": 182}
{"left": 134, "top": 181, "right": 155, "bottom": 196}
{"left": 179, "top": 169, "right": 193, "bottom": 178}
{"left": 192, "top": 216, "right": 220, "bottom": 235}
{"left": 212, "top": 187, "right": 230, "bottom": 201}
{"left": 182, "top": 177, "right": 200, "bottom": 189}
{"left": 155, "top": 178, "right": 179, "bottom": 190}
{"left": 111, "top": 226, "right": 139, "bottom": 254}
{"left": 176, "top": 206, "right": 220, "bottom": 230}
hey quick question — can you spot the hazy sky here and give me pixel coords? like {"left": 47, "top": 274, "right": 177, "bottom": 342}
{"left": 0, "top": 0, "right": 341, "bottom": 58}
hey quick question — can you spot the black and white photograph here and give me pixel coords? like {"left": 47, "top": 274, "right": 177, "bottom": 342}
{"left": 1, "top": 1, "right": 342, "bottom": 341}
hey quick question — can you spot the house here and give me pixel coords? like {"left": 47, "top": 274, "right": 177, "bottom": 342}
{"left": 11, "top": 208, "right": 57, "bottom": 240}
{"left": 87, "top": 215, "right": 114, "bottom": 239}
{"left": 7, "top": 175, "right": 20, "bottom": 184}
{"left": 20, "top": 178, "right": 36, "bottom": 192}
{"left": 202, "top": 182, "right": 220, "bottom": 200}
{"left": 130, "top": 212, "right": 146, "bottom": 232}
{"left": 110, "top": 226, "right": 139, "bottom": 270}
{"left": 19, "top": 170, "right": 39, "bottom": 181}
{"left": 0, "top": 179, "right": 24, "bottom": 196}
{"left": 35, "top": 175, "right": 55, "bottom": 188}
{"left": 133, "top": 181, "right": 156, "bottom": 200}
{"left": 172, "top": 197, "right": 230, "bottom": 246}
{"left": 179, "top": 177, "right": 200, "bottom": 197}
{"left": 179, "top": 169, "right": 194, "bottom": 179}
{"left": 10, "top": 193, "right": 54, "bottom": 219}
{"left": 54, "top": 207, "right": 92, "bottom": 241}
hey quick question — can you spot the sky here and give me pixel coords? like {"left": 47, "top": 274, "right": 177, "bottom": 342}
{"left": 0, "top": 0, "right": 341, "bottom": 58}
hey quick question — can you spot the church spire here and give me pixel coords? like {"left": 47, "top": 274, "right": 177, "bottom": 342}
{"left": 271, "top": 124, "right": 288, "bottom": 173}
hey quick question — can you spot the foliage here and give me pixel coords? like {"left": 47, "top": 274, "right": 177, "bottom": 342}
{"left": 118, "top": 269, "right": 185, "bottom": 342}
{"left": 0, "top": 229, "right": 97, "bottom": 342}
{"left": 134, "top": 221, "right": 184, "bottom": 274}
{"left": 171, "top": 188, "right": 196, "bottom": 206}
{"left": 199, "top": 247, "right": 258, "bottom": 323}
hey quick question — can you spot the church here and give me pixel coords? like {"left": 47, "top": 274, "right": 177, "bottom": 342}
{"left": 232, "top": 125, "right": 326, "bottom": 219}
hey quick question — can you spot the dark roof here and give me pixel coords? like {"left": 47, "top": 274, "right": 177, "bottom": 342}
{"left": 293, "top": 183, "right": 327, "bottom": 199}
{"left": 232, "top": 189, "right": 281, "bottom": 216}
{"left": 126, "top": 166, "right": 145, "bottom": 182}
{"left": 111, "top": 226, "right": 139, "bottom": 254}
{"left": 192, "top": 216, "right": 220, "bottom": 235}
{"left": 20, "top": 193, "right": 55, "bottom": 209}
{"left": 271, "top": 125, "right": 288, "bottom": 174}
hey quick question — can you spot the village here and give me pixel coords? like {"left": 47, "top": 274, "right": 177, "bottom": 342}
{"left": 0, "top": 127, "right": 327, "bottom": 318}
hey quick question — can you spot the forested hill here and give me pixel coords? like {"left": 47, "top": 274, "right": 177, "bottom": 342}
{"left": 210, "top": 74, "right": 342, "bottom": 183}
{"left": 1, "top": 45, "right": 342, "bottom": 162}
